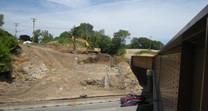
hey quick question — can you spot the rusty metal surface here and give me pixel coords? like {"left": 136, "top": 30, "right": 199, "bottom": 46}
{"left": 131, "top": 56, "right": 153, "bottom": 70}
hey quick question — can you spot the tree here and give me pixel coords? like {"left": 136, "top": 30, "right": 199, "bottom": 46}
{"left": 79, "top": 23, "right": 93, "bottom": 40}
{"left": 94, "top": 31, "right": 112, "bottom": 53}
{"left": 0, "top": 14, "right": 4, "bottom": 28}
{"left": 41, "top": 30, "right": 53, "bottom": 43}
{"left": 32, "top": 29, "right": 53, "bottom": 43}
{"left": 113, "top": 29, "right": 130, "bottom": 46}
{"left": 130, "top": 37, "right": 164, "bottom": 50}
{"left": 33, "top": 29, "right": 41, "bottom": 43}
{"left": 59, "top": 31, "right": 70, "bottom": 38}
{"left": 70, "top": 23, "right": 94, "bottom": 40}
{"left": 130, "top": 37, "right": 151, "bottom": 49}
{"left": 19, "top": 35, "right": 31, "bottom": 41}
{"left": 87, "top": 31, "right": 100, "bottom": 47}
{"left": 109, "top": 29, "right": 130, "bottom": 55}
{"left": 69, "top": 25, "right": 78, "bottom": 37}
{"left": 99, "top": 29, "right": 105, "bottom": 35}
{"left": 151, "top": 40, "right": 164, "bottom": 50}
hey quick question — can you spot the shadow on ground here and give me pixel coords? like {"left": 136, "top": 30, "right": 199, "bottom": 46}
{"left": 0, "top": 71, "right": 13, "bottom": 83}
{"left": 131, "top": 66, "right": 153, "bottom": 111}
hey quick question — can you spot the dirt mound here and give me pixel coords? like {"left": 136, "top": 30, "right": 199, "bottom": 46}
{"left": 0, "top": 44, "right": 141, "bottom": 102}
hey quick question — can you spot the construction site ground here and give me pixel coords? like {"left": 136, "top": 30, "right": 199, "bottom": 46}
{"left": 0, "top": 43, "right": 141, "bottom": 102}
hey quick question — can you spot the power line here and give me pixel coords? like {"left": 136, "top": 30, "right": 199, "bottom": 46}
{"left": 4, "top": 24, "right": 70, "bottom": 30}
{"left": 4, "top": 21, "right": 72, "bottom": 31}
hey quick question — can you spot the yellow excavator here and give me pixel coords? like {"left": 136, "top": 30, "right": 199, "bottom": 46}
{"left": 71, "top": 36, "right": 101, "bottom": 54}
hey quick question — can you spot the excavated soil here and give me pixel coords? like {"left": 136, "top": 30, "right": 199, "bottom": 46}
{"left": 0, "top": 43, "right": 141, "bottom": 102}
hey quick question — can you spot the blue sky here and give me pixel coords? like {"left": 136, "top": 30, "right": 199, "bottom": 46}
{"left": 0, "top": 0, "right": 207, "bottom": 44}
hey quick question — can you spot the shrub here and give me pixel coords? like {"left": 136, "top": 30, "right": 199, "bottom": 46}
{"left": 57, "top": 37, "right": 72, "bottom": 44}
{"left": 117, "top": 48, "right": 126, "bottom": 56}
{"left": 0, "top": 43, "right": 11, "bottom": 72}
{"left": 0, "top": 29, "right": 18, "bottom": 72}
{"left": 135, "top": 50, "right": 157, "bottom": 55}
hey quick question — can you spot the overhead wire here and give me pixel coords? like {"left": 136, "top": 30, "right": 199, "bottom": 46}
{"left": 4, "top": 24, "right": 71, "bottom": 30}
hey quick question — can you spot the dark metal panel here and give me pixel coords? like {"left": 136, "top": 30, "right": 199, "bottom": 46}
{"left": 201, "top": 16, "right": 208, "bottom": 111}
{"left": 191, "top": 41, "right": 204, "bottom": 111}
{"left": 177, "top": 42, "right": 194, "bottom": 111}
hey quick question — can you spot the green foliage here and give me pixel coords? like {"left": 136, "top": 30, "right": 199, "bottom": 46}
{"left": 57, "top": 37, "right": 72, "bottom": 44}
{"left": 32, "top": 29, "right": 41, "bottom": 43}
{"left": 70, "top": 23, "right": 94, "bottom": 40}
{"left": 32, "top": 29, "right": 54, "bottom": 43}
{"left": 0, "top": 29, "right": 18, "bottom": 52}
{"left": 109, "top": 29, "right": 130, "bottom": 55}
{"left": 41, "top": 30, "right": 53, "bottom": 43}
{"left": 90, "top": 31, "right": 112, "bottom": 53}
{"left": 0, "top": 14, "right": 4, "bottom": 28}
{"left": 130, "top": 37, "right": 164, "bottom": 50}
{"left": 113, "top": 29, "right": 130, "bottom": 47}
{"left": 97, "top": 35, "right": 112, "bottom": 53}
{"left": 124, "top": 44, "right": 131, "bottom": 49}
{"left": 0, "top": 29, "right": 18, "bottom": 72}
{"left": 117, "top": 48, "right": 126, "bottom": 56}
{"left": 151, "top": 40, "right": 164, "bottom": 50}
{"left": 59, "top": 31, "right": 70, "bottom": 39}
{"left": 69, "top": 24, "right": 113, "bottom": 54}
{"left": 0, "top": 43, "right": 11, "bottom": 72}
{"left": 70, "top": 25, "right": 78, "bottom": 37}
{"left": 135, "top": 50, "right": 157, "bottom": 55}
{"left": 130, "top": 37, "right": 150, "bottom": 49}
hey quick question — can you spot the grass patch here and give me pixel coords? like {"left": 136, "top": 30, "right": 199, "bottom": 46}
{"left": 135, "top": 50, "right": 157, "bottom": 55}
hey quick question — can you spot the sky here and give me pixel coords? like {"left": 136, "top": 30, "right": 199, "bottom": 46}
{"left": 0, "top": 0, "right": 207, "bottom": 44}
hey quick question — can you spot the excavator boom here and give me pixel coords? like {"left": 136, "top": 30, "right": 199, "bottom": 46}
{"left": 75, "top": 37, "right": 90, "bottom": 48}
{"left": 71, "top": 36, "right": 100, "bottom": 54}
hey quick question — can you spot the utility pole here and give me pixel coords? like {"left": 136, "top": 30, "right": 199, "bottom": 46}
{"left": 149, "top": 36, "right": 152, "bottom": 49}
{"left": 14, "top": 23, "right": 18, "bottom": 37}
{"left": 31, "top": 18, "right": 36, "bottom": 42}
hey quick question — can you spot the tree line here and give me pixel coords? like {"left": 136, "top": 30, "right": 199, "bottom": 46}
{"left": 22, "top": 23, "right": 164, "bottom": 55}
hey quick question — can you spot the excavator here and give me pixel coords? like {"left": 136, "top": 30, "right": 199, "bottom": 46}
{"left": 71, "top": 36, "right": 101, "bottom": 54}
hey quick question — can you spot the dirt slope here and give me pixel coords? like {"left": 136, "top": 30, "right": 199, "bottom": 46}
{"left": 0, "top": 44, "right": 141, "bottom": 102}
